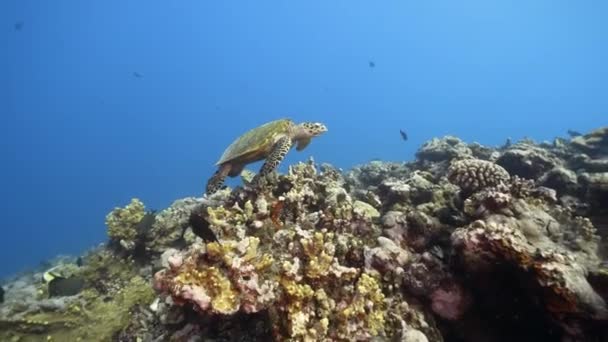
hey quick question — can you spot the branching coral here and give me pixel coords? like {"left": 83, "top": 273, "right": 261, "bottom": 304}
{"left": 300, "top": 231, "right": 336, "bottom": 279}
{"left": 335, "top": 273, "right": 386, "bottom": 338}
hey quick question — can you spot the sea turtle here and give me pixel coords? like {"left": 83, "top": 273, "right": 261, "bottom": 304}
{"left": 206, "top": 118, "right": 328, "bottom": 194}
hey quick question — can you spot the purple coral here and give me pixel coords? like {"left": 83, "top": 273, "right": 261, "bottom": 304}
{"left": 430, "top": 282, "right": 471, "bottom": 321}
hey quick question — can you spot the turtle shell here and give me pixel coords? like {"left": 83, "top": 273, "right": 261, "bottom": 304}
{"left": 215, "top": 118, "right": 294, "bottom": 165}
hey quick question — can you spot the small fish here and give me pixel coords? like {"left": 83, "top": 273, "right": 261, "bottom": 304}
{"left": 399, "top": 129, "right": 408, "bottom": 141}
{"left": 132, "top": 71, "right": 143, "bottom": 78}
{"left": 14, "top": 21, "right": 23, "bottom": 31}
{"left": 567, "top": 129, "right": 582, "bottom": 138}
{"left": 76, "top": 257, "right": 83, "bottom": 267}
{"left": 429, "top": 246, "right": 444, "bottom": 260}
{"left": 0, "top": 285, "right": 4, "bottom": 303}
{"left": 42, "top": 267, "right": 63, "bottom": 283}
{"left": 188, "top": 212, "right": 219, "bottom": 243}
{"left": 368, "top": 61, "right": 375, "bottom": 68}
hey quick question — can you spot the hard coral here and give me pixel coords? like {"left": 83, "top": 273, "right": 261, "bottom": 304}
{"left": 447, "top": 159, "right": 510, "bottom": 193}
{"left": 105, "top": 198, "right": 146, "bottom": 251}
{"left": 154, "top": 237, "right": 276, "bottom": 315}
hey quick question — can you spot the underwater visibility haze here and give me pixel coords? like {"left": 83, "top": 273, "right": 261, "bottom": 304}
{"left": 2, "top": 1, "right": 608, "bottom": 340}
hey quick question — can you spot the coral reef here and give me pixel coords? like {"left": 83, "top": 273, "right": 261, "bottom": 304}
{"left": 152, "top": 161, "right": 439, "bottom": 341}
{"left": 2, "top": 126, "right": 608, "bottom": 341}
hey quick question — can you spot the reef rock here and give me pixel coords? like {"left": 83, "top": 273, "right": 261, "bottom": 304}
{"left": 571, "top": 126, "right": 608, "bottom": 158}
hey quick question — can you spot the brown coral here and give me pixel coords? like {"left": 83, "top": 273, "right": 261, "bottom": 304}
{"left": 447, "top": 159, "right": 510, "bottom": 193}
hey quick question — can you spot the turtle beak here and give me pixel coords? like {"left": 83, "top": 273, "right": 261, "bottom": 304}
{"left": 316, "top": 123, "right": 328, "bottom": 135}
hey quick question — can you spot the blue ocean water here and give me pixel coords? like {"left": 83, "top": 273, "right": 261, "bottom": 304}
{"left": 1, "top": 1, "right": 606, "bottom": 278}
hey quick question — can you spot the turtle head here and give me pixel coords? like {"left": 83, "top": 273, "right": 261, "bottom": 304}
{"left": 296, "top": 122, "right": 328, "bottom": 138}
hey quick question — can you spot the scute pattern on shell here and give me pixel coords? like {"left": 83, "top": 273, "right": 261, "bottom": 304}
{"left": 447, "top": 159, "right": 510, "bottom": 192}
{"left": 216, "top": 119, "right": 294, "bottom": 165}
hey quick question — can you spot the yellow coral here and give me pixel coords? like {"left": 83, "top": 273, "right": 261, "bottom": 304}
{"left": 204, "top": 267, "right": 239, "bottom": 314}
{"left": 206, "top": 240, "right": 237, "bottom": 265}
{"left": 169, "top": 237, "right": 276, "bottom": 315}
{"left": 205, "top": 237, "right": 273, "bottom": 271}
{"left": 206, "top": 206, "right": 231, "bottom": 227}
{"left": 279, "top": 277, "right": 316, "bottom": 339}
{"left": 242, "top": 237, "right": 260, "bottom": 262}
{"left": 244, "top": 200, "right": 254, "bottom": 218}
{"left": 255, "top": 254, "right": 274, "bottom": 271}
{"left": 282, "top": 278, "right": 314, "bottom": 302}
{"left": 338, "top": 273, "right": 386, "bottom": 336}
{"left": 313, "top": 289, "right": 332, "bottom": 336}
{"left": 301, "top": 231, "right": 335, "bottom": 279}
{"left": 105, "top": 198, "right": 145, "bottom": 242}
{"left": 206, "top": 205, "right": 250, "bottom": 239}
{"left": 176, "top": 266, "right": 239, "bottom": 315}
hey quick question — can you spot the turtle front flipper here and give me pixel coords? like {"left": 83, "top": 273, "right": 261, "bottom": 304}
{"left": 206, "top": 163, "right": 232, "bottom": 195}
{"left": 253, "top": 136, "right": 292, "bottom": 185}
{"left": 296, "top": 137, "right": 311, "bottom": 151}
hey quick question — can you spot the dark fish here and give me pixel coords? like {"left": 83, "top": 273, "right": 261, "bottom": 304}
{"left": 188, "top": 212, "right": 219, "bottom": 243}
{"left": 136, "top": 212, "right": 156, "bottom": 234}
{"left": 76, "top": 257, "right": 83, "bottom": 267}
{"left": 48, "top": 276, "right": 85, "bottom": 297}
{"left": 14, "top": 21, "right": 23, "bottom": 31}
{"left": 368, "top": 61, "right": 375, "bottom": 68}
{"left": 0, "top": 286, "right": 4, "bottom": 303}
{"left": 567, "top": 129, "right": 582, "bottom": 138}
{"left": 399, "top": 129, "right": 408, "bottom": 141}
{"left": 132, "top": 71, "right": 143, "bottom": 78}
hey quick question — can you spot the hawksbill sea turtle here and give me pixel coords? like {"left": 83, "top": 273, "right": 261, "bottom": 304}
{"left": 205, "top": 118, "right": 328, "bottom": 194}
